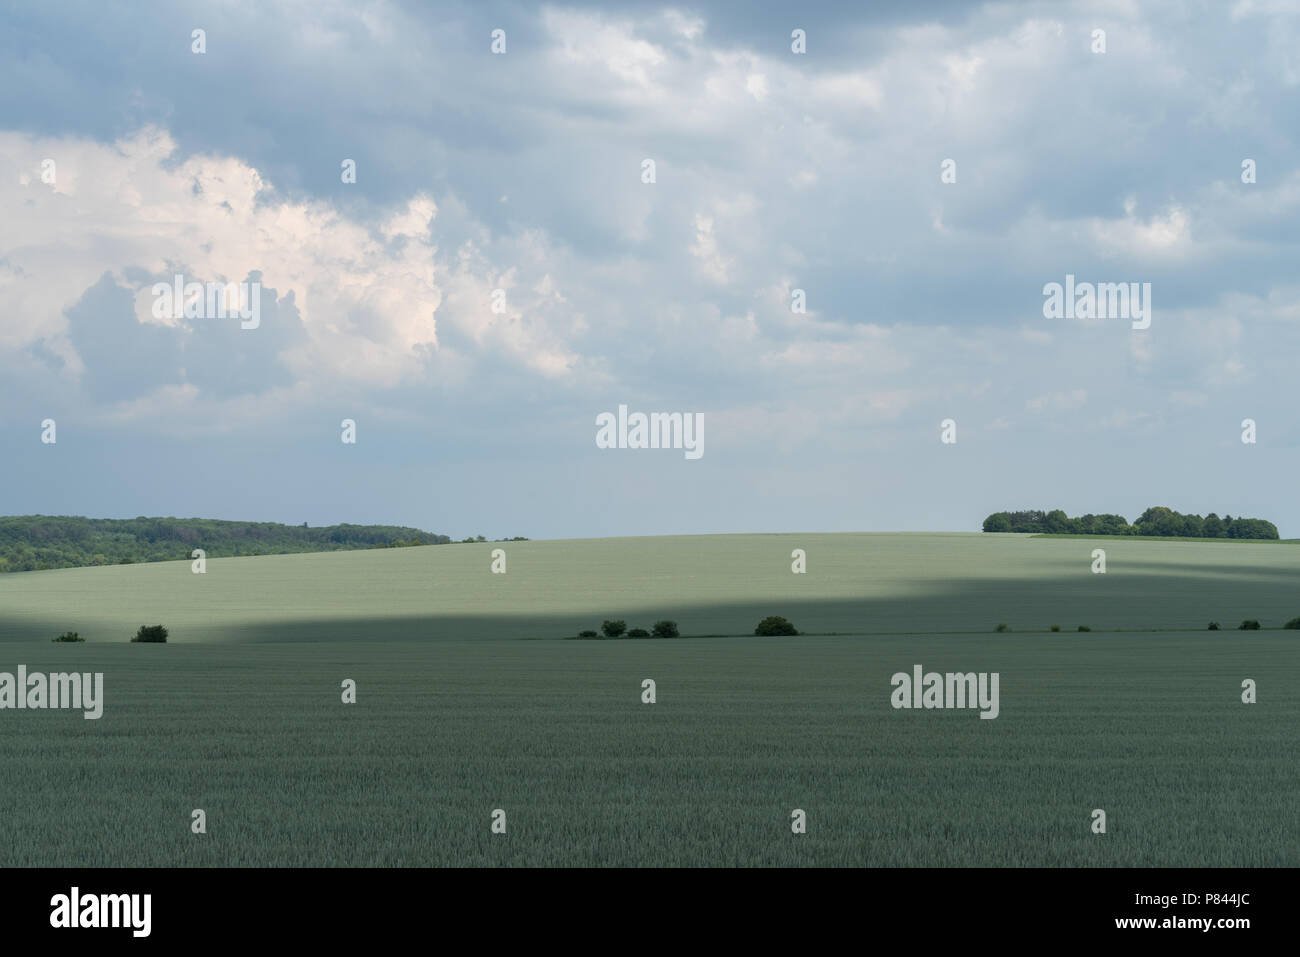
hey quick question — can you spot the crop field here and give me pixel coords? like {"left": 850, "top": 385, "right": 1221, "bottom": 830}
{"left": 1, "top": 533, "right": 1297, "bottom": 867}
{"left": 1, "top": 635, "right": 1297, "bottom": 867}
{"left": 1, "top": 532, "right": 1298, "bottom": 643}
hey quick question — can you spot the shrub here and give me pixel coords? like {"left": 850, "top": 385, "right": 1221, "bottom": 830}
{"left": 1077, "top": 625, "right": 1091, "bottom": 632}
{"left": 754, "top": 616, "right": 798, "bottom": 636}
{"left": 52, "top": 631, "right": 84, "bottom": 642}
{"left": 601, "top": 620, "right": 627, "bottom": 638}
{"left": 1050, "top": 625, "right": 1060, "bottom": 632}
{"left": 577, "top": 630, "right": 598, "bottom": 638}
{"left": 132, "top": 624, "right": 168, "bottom": 643}
{"left": 1238, "top": 620, "right": 1261, "bottom": 631}
{"left": 994, "top": 623, "right": 1010, "bottom": 633}
{"left": 1208, "top": 622, "right": 1221, "bottom": 631}
{"left": 1283, "top": 617, "right": 1300, "bottom": 630}
{"left": 627, "top": 628, "right": 650, "bottom": 638}
{"left": 651, "top": 620, "right": 680, "bottom": 639}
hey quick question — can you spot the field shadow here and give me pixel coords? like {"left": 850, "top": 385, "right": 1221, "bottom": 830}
{"left": 1, "top": 563, "right": 1296, "bottom": 642}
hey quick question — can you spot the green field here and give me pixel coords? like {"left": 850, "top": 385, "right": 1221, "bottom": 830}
{"left": 2, "top": 532, "right": 1299, "bottom": 642}
{"left": 1, "top": 533, "right": 1297, "bottom": 866}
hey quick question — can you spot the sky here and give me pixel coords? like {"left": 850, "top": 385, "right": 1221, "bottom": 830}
{"left": 1, "top": 0, "right": 1297, "bottom": 539}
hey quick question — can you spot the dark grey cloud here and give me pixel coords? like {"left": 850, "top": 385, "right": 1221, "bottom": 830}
{"left": 64, "top": 272, "right": 181, "bottom": 402}
{"left": 61, "top": 271, "right": 304, "bottom": 402}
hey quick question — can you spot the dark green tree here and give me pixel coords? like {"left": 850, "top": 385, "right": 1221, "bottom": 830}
{"left": 754, "top": 616, "right": 798, "bottom": 636}
{"left": 982, "top": 513, "right": 1012, "bottom": 532}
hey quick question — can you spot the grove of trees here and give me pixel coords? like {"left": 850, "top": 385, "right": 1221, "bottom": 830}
{"left": 982, "top": 507, "right": 1279, "bottom": 540}
{"left": 0, "top": 516, "right": 530, "bottom": 573}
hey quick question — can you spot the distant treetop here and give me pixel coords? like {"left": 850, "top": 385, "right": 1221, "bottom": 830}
{"left": 0, "top": 515, "right": 468, "bottom": 573}
{"left": 981, "top": 507, "right": 1278, "bottom": 540}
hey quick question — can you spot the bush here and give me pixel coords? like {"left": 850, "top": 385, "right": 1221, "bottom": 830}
{"left": 601, "top": 619, "right": 627, "bottom": 638}
{"left": 994, "top": 623, "right": 1010, "bottom": 633}
{"left": 627, "top": 628, "right": 650, "bottom": 638}
{"left": 52, "top": 631, "right": 84, "bottom": 642}
{"left": 1238, "top": 620, "right": 1261, "bottom": 631}
{"left": 1077, "top": 625, "right": 1091, "bottom": 632}
{"left": 1208, "top": 621, "right": 1221, "bottom": 631}
{"left": 1050, "top": 625, "right": 1060, "bottom": 632}
{"left": 132, "top": 624, "right": 168, "bottom": 643}
{"left": 651, "top": 620, "right": 680, "bottom": 639}
{"left": 1283, "top": 617, "right": 1300, "bottom": 630}
{"left": 577, "top": 630, "right": 598, "bottom": 638}
{"left": 754, "top": 616, "right": 798, "bottom": 636}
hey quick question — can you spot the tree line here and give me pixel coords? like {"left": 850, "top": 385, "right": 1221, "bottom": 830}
{"left": 0, "top": 516, "right": 528, "bottom": 573}
{"left": 982, "top": 507, "right": 1279, "bottom": 540}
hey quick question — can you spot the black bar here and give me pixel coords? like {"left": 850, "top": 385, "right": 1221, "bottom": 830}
{"left": 0, "top": 867, "right": 1282, "bottom": 944}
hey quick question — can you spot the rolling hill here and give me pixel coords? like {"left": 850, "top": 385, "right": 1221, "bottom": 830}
{"left": 2, "top": 532, "right": 1297, "bottom": 643}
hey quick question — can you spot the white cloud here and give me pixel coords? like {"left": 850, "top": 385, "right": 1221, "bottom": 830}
{"left": 542, "top": 8, "right": 668, "bottom": 91}
{"left": 1091, "top": 205, "right": 1193, "bottom": 258}
{"left": 0, "top": 127, "right": 588, "bottom": 401}
{"left": 689, "top": 214, "right": 731, "bottom": 284}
